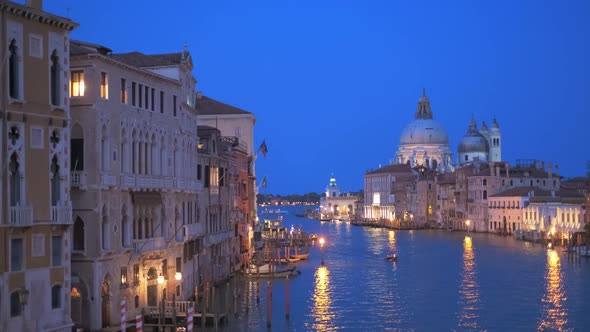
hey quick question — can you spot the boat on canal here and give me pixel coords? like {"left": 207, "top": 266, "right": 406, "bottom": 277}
{"left": 244, "top": 263, "right": 298, "bottom": 278}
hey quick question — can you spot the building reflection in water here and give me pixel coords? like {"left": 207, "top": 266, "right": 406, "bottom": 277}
{"left": 457, "top": 236, "right": 481, "bottom": 330}
{"left": 538, "top": 250, "right": 570, "bottom": 332}
{"left": 311, "top": 266, "right": 335, "bottom": 331}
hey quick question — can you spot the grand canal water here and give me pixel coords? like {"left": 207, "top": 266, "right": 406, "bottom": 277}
{"left": 213, "top": 205, "right": 590, "bottom": 331}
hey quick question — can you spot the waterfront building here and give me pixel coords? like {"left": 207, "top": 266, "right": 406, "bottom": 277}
{"left": 363, "top": 164, "right": 414, "bottom": 221}
{"left": 488, "top": 187, "right": 548, "bottom": 234}
{"left": 457, "top": 116, "right": 502, "bottom": 165}
{"left": 0, "top": 1, "right": 78, "bottom": 331}
{"left": 435, "top": 172, "right": 457, "bottom": 228}
{"left": 195, "top": 126, "right": 239, "bottom": 284}
{"left": 521, "top": 190, "right": 585, "bottom": 245}
{"left": 195, "top": 94, "right": 257, "bottom": 274}
{"left": 320, "top": 175, "right": 359, "bottom": 220}
{"left": 69, "top": 40, "right": 200, "bottom": 330}
{"left": 415, "top": 166, "right": 437, "bottom": 225}
{"left": 395, "top": 89, "right": 454, "bottom": 173}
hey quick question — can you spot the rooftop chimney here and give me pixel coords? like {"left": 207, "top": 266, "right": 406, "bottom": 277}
{"left": 548, "top": 162, "right": 553, "bottom": 178}
{"left": 25, "top": 0, "right": 42, "bottom": 10}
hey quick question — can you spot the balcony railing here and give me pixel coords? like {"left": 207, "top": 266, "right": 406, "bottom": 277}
{"left": 9, "top": 204, "right": 33, "bottom": 226}
{"left": 121, "top": 174, "right": 179, "bottom": 191}
{"left": 51, "top": 203, "right": 72, "bottom": 224}
{"left": 133, "top": 237, "right": 166, "bottom": 254}
{"left": 100, "top": 173, "right": 117, "bottom": 187}
{"left": 71, "top": 171, "right": 87, "bottom": 189}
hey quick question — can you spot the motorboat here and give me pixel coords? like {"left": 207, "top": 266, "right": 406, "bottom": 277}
{"left": 244, "top": 263, "right": 298, "bottom": 278}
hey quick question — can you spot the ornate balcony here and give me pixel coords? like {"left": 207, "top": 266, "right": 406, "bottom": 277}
{"left": 100, "top": 173, "right": 117, "bottom": 188}
{"left": 9, "top": 204, "right": 33, "bottom": 226}
{"left": 52, "top": 203, "right": 72, "bottom": 224}
{"left": 71, "top": 171, "right": 87, "bottom": 189}
{"left": 133, "top": 237, "right": 166, "bottom": 254}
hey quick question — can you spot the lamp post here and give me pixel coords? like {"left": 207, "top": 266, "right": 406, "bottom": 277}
{"left": 321, "top": 239, "right": 325, "bottom": 265}
{"left": 466, "top": 219, "right": 471, "bottom": 235}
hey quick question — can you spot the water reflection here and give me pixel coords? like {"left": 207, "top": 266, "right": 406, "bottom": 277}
{"left": 389, "top": 230, "right": 397, "bottom": 252}
{"left": 457, "top": 236, "right": 481, "bottom": 330}
{"left": 311, "top": 266, "right": 335, "bottom": 331}
{"left": 538, "top": 250, "right": 570, "bottom": 332}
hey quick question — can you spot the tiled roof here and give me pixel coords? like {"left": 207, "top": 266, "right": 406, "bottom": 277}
{"left": 111, "top": 52, "right": 183, "bottom": 68}
{"left": 366, "top": 164, "right": 413, "bottom": 175}
{"left": 70, "top": 40, "right": 112, "bottom": 56}
{"left": 196, "top": 95, "right": 251, "bottom": 115}
{"left": 490, "top": 186, "right": 550, "bottom": 198}
{"left": 561, "top": 177, "right": 590, "bottom": 190}
{"left": 436, "top": 173, "right": 456, "bottom": 185}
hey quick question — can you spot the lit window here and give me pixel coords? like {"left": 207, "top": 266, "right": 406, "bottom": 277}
{"left": 121, "top": 266, "right": 128, "bottom": 287}
{"left": 70, "top": 71, "right": 85, "bottom": 97}
{"left": 100, "top": 72, "right": 108, "bottom": 99}
{"left": 120, "top": 78, "right": 127, "bottom": 103}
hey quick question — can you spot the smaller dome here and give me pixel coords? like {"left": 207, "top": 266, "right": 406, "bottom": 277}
{"left": 458, "top": 117, "right": 489, "bottom": 153}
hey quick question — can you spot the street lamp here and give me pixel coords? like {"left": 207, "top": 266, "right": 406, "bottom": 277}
{"left": 466, "top": 220, "right": 471, "bottom": 235}
{"left": 319, "top": 237, "right": 325, "bottom": 265}
{"left": 175, "top": 272, "right": 182, "bottom": 281}
{"left": 157, "top": 273, "right": 165, "bottom": 285}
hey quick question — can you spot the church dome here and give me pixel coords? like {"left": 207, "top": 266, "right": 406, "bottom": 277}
{"left": 458, "top": 117, "right": 489, "bottom": 153}
{"left": 399, "top": 89, "right": 449, "bottom": 146}
{"left": 400, "top": 119, "right": 449, "bottom": 145}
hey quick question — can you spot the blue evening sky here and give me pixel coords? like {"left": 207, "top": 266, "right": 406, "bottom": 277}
{"left": 43, "top": 0, "right": 590, "bottom": 195}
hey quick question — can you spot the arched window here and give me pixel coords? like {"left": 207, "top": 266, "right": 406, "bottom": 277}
{"left": 160, "top": 137, "right": 166, "bottom": 176}
{"left": 50, "top": 50, "right": 60, "bottom": 106}
{"left": 51, "top": 155, "right": 61, "bottom": 206}
{"left": 102, "top": 205, "right": 110, "bottom": 250}
{"left": 134, "top": 295, "right": 140, "bottom": 308}
{"left": 9, "top": 152, "right": 21, "bottom": 206}
{"left": 121, "top": 129, "right": 127, "bottom": 173}
{"left": 73, "top": 217, "right": 85, "bottom": 251}
{"left": 10, "top": 291, "right": 21, "bottom": 317}
{"left": 121, "top": 205, "right": 129, "bottom": 248}
{"left": 71, "top": 124, "right": 84, "bottom": 171}
{"left": 51, "top": 285, "right": 62, "bottom": 309}
{"left": 9, "top": 39, "right": 19, "bottom": 99}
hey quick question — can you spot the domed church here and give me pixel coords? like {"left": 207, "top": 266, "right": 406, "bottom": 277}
{"left": 396, "top": 89, "right": 454, "bottom": 173}
{"left": 457, "top": 116, "right": 502, "bottom": 165}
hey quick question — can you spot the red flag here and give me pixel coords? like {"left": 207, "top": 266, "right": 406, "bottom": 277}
{"left": 259, "top": 140, "right": 268, "bottom": 157}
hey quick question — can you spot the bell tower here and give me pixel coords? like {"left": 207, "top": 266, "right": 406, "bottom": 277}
{"left": 489, "top": 117, "right": 502, "bottom": 162}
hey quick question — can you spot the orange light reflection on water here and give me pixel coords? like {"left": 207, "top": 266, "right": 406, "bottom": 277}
{"left": 311, "top": 266, "right": 335, "bottom": 331}
{"left": 458, "top": 236, "right": 481, "bottom": 330}
{"left": 537, "top": 250, "right": 570, "bottom": 332}
{"left": 389, "top": 230, "right": 396, "bottom": 251}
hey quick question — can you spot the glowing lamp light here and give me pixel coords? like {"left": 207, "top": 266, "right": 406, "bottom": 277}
{"left": 319, "top": 237, "right": 325, "bottom": 246}
{"left": 175, "top": 272, "right": 182, "bottom": 281}
{"left": 157, "top": 273, "right": 164, "bottom": 284}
